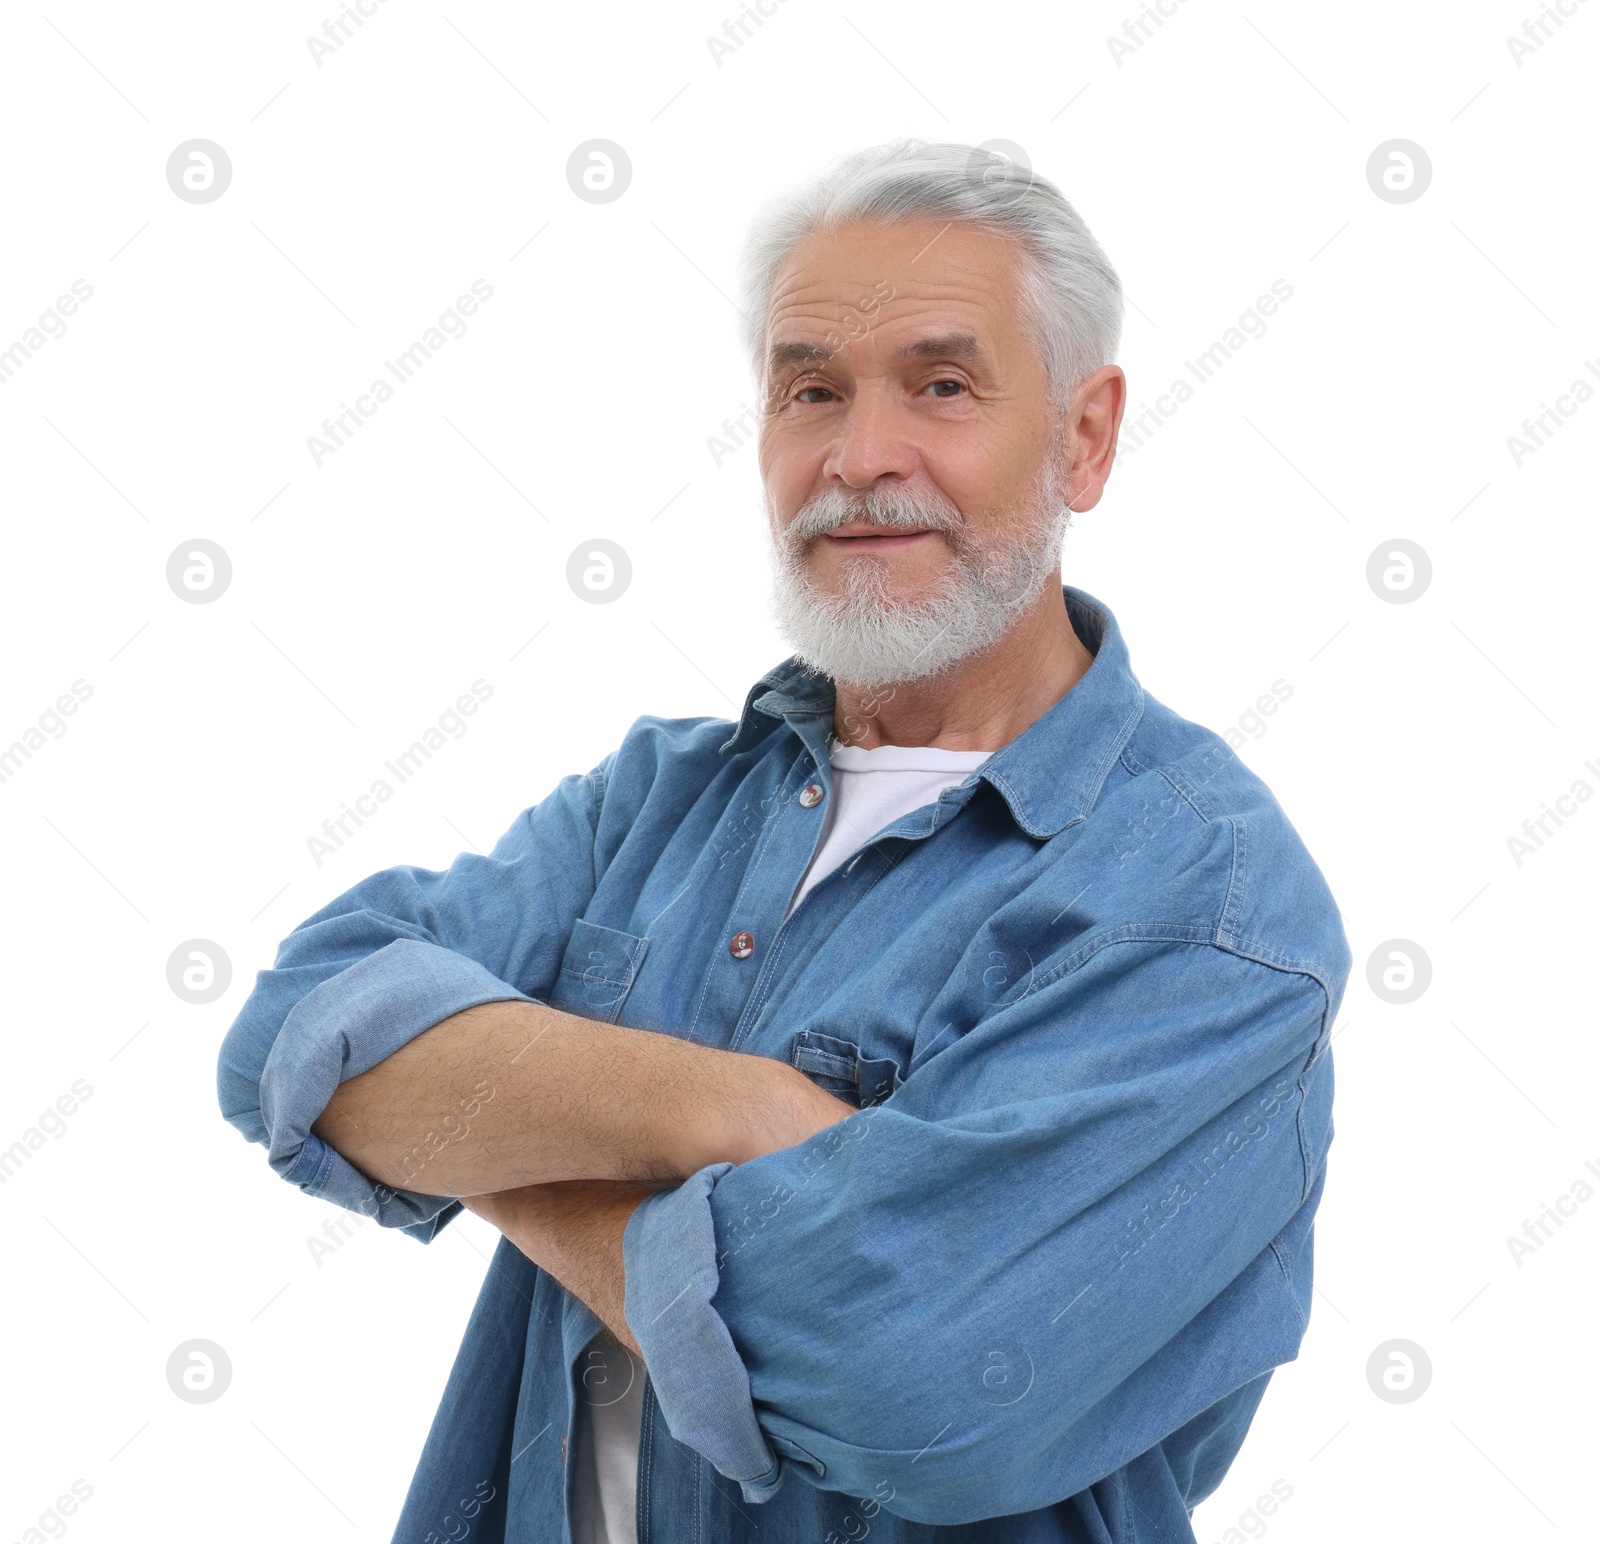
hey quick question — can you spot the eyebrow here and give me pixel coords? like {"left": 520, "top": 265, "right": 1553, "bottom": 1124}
{"left": 767, "top": 339, "right": 833, "bottom": 375}
{"left": 899, "top": 331, "right": 983, "bottom": 364}
{"left": 765, "top": 330, "right": 988, "bottom": 377}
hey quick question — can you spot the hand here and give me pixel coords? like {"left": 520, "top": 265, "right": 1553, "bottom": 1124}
{"left": 460, "top": 1069, "right": 855, "bottom": 1360}
{"left": 462, "top": 1180, "right": 660, "bottom": 1357}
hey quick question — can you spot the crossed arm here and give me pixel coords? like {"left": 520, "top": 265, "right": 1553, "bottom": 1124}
{"left": 309, "top": 998, "right": 854, "bottom": 1356}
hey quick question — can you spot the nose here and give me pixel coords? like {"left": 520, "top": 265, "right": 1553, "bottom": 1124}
{"left": 820, "top": 385, "right": 918, "bottom": 491}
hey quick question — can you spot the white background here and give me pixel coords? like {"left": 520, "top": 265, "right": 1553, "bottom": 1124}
{"left": 1, "top": 1, "right": 1595, "bottom": 1539}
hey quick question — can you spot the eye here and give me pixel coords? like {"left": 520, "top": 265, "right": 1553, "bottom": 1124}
{"left": 795, "top": 384, "right": 838, "bottom": 404}
{"left": 923, "top": 378, "right": 966, "bottom": 398}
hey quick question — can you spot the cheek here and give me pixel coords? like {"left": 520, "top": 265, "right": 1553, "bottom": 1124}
{"left": 760, "top": 437, "right": 811, "bottom": 512}
{"left": 922, "top": 425, "right": 1017, "bottom": 499}
{"left": 758, "top": 451, "right": 785, "bottom": 514}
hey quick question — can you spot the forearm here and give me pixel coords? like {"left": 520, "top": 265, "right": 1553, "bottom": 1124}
{"left": 463, "top": 1181, "right": 654, "bottom": 1357}
{"left": 310, "top": 996, "right": 847, "bottom": 1197}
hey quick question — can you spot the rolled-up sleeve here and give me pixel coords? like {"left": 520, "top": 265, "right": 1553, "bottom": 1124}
{"left": 218, "top": 760, "right": 610, "bottom": 1240}
{"left": 623, "top": 937, "right": 1339, "bottom": 1521}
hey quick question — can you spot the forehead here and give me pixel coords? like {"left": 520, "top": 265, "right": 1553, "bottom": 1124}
{"left": 764, "top": 218, "right": 1030, "bottom": 361}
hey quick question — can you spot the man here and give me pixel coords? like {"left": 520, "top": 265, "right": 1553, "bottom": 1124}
{"left": 219, "top": 139, "right": 1348, "bottom": 1542}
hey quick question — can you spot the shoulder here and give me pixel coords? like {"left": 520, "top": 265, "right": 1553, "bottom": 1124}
{"left": 595, "top": 706, "right": 788, "bottom": 817}
{"left": 1079, "top": 691, "right": 1351, "bottom": 997}
{"left": 606, "top": 708, "right": 762, "bottom": 780}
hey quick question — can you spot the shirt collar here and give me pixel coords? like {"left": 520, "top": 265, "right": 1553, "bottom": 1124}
{"left": 720, "top": 584, "right": 1146, "bottom": 838}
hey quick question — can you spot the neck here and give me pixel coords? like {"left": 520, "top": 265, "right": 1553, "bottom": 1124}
{"left": 831, "top": 580, "right": 1093, "bottom": 751}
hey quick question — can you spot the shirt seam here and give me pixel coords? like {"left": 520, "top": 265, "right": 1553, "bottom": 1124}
{"left": 726, "top": 751, "right": 814, "bottom": 1053}
{"left": 741, "top": 749, "right": 809, "bottom": 914}
{"left": 1219, "top": 816, "right": 1248, "bottom": 942}
{"left": 1092, "top": 685, "right": 1149, "bottom": 822}
{"left": 728, "top": 898, "right": 804, "bottom": 1054}
{"left": 672, "top": 751, "right": 807, "bottom": 1043}
{"left": 1163, "top": 743, "right": 1239, "bottom": 823}
{"left": 283, "top": 1131, "right": 334, "bottom": 1193}
{"left": 1268, "top": 1237, "right": 1308, "bottom": 1332}
{"left": 637, "top": 1380, "right": 656, "bottom": 1544}
{"left": 1295, "top": 1033, "right": 1333, "bottom": 1208}
{"left": 1152, "top": 765, "right": 1209, "bottom": 831}
{"left": 587, "top": 758, "right": 610, "bottom": 899}
{"left": 1014, "top": 930, "right": 1333, "bottom": 1212}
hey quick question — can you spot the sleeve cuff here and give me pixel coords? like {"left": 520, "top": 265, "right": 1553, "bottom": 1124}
{"left": 258, "top": 937, "right": 533, "bottom": 1232}
{"left": 623, "top": 1163, "right": 784, "bottom": 1503}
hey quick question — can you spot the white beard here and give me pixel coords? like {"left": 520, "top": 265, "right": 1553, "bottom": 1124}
{"left": 766, "top": 451, "right": 1073, "bottom": 690}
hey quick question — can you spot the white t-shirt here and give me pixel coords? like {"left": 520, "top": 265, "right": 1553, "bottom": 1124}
{"left": 784, "top": 739, "right": 994, "bottom": 920}
{"left": 569, "top": 1327, "right": 646, "bottom": 1544}
{"left": 569, "top": 736, "right": 993, "bottom": 1542}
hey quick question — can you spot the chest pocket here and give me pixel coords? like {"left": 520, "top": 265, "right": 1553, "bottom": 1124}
{"left": 790, "top": 1029, "right": 903, "bottom": 1108}
{"left": 549, "top": 918, "right": 650, "bottom": 1024}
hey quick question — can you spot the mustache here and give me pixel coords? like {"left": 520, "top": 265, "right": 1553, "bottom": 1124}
{"left": 781, "top": 484, "right": 966, "bottom": 549}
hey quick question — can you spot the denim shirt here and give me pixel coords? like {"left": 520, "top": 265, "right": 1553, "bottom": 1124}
{"left": 217, "top": 585, "right": 1349, "bottom": 1543}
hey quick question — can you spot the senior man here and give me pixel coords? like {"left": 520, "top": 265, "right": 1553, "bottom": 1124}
{"left": 219, "top": 139, "right": 1349, "bottom": 1543}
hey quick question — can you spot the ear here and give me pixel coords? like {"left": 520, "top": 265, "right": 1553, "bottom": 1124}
{"left": 1063, "top": 366, "right": 1127, "bottom": 514}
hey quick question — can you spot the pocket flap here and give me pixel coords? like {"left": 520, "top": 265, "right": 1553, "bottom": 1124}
{"left": 554, "top": 918, "right": 649, "bottom": 1023}
{"left": 790, "top": 1030, "right": 903, "bottom": 1107}
{"left": 790, "top": 1029, "right": 857, "bottom": 1084}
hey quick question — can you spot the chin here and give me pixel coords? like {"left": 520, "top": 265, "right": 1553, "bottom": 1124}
{"left": 810, "top": 557, "right": 951, "bottom": 611}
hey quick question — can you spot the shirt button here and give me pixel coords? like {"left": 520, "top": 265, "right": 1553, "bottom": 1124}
{"left": 799, "top": 783, "right": 824, "bottom": 808}
{"left": 729, "top": 931, "right": 755, "bottom": 960}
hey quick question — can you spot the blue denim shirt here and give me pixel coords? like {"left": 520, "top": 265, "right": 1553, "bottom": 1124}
{"left": 218, "top": 585, "right": 1348, "bottom": 1542}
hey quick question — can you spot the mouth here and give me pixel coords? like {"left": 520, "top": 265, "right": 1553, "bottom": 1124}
{"left": 818, "top": 523, "right": 941, "bottom": 551}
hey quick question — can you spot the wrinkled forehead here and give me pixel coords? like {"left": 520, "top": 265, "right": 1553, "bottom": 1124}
{"left": 762, "top": 218, "right": 1031, "bottom": 382}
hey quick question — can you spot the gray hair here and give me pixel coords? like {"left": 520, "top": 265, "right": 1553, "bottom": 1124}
{"left": 737, "top": 139, "right": 1123, "bottom": 417}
